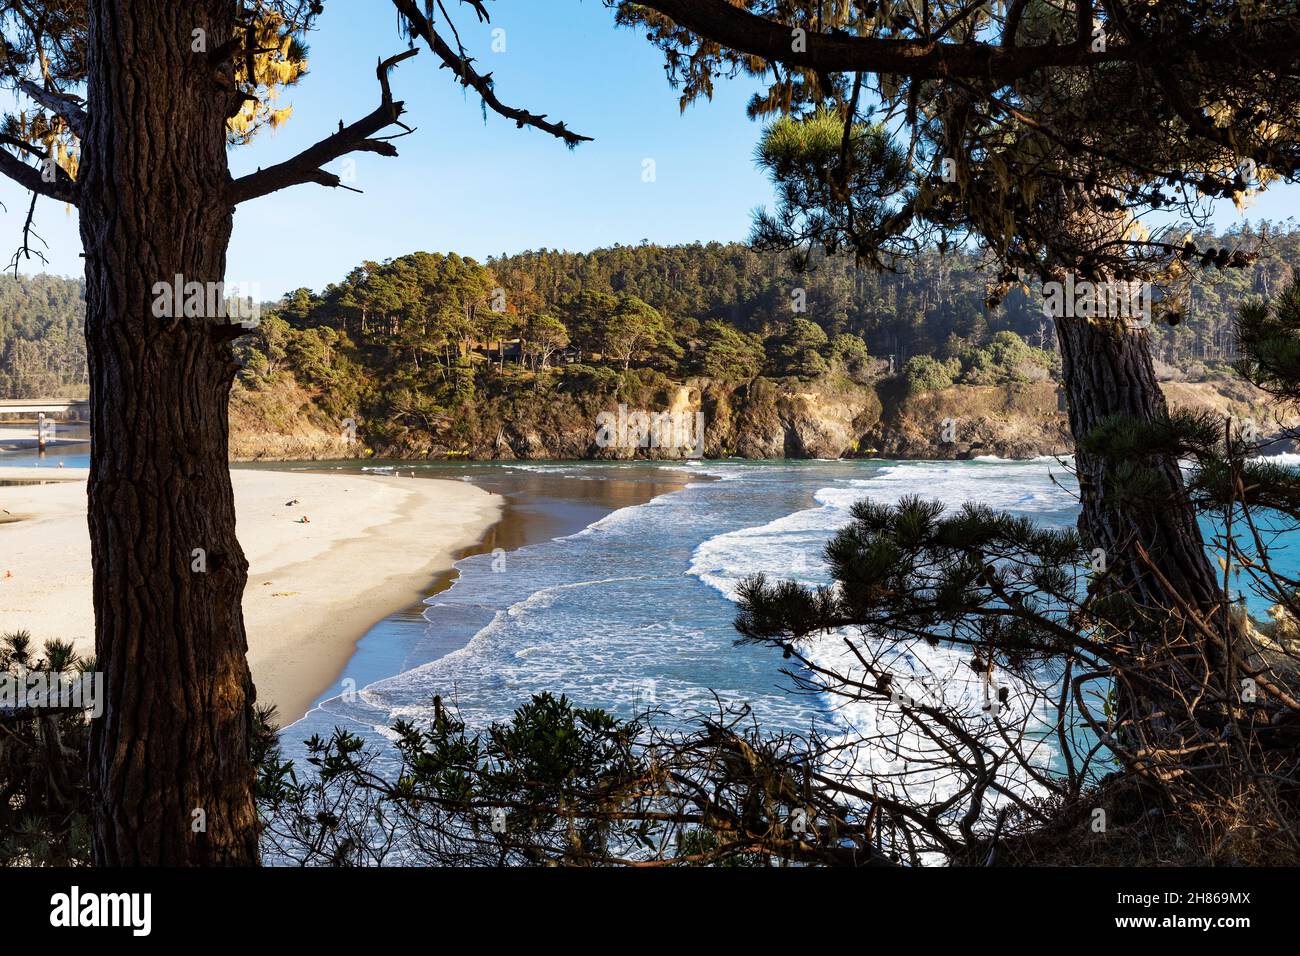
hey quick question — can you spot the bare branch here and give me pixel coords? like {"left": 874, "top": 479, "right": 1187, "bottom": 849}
{"left": 8, "top": 190, "right": 50, "bottom": 277}
{"left": 391, "top": 0, "right": 592, "bottom": 148}
{"left": 228, "top": 49, "right": 419, "bottom": 205}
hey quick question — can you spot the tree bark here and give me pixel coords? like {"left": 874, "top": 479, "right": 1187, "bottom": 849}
{"left": 1035, "top": 182, "right": 1227, "bottom": 655}
{"left": 81, "top": 0, "right": 258, "bottom": 865}
{"left": 1058, "top": 316, "right": 1222, "bottom": 606}
{"left": 1055, "top": 313, "right": 1228, "bottom": 738}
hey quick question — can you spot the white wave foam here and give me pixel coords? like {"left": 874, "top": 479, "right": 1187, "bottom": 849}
{"left": 688, "top": 458, "right": 1073, "bottom": 830}
{"left": 691, "top": 459, "right": 1075, "bottom": 600}
{"left": 1255, "top": 452, "right": 1300, "bottom": 468}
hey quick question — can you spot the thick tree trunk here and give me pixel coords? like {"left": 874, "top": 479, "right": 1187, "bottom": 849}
{"left": 81, "top": 0, "right": 258, "bottom": 865}
{"left": 1057, "top": 316, "right": 1223, "bottom": 607}
{"left": 1055, "top": 313, "right": 1228, "bottom": 741}
{"left": 1000, "top": 160, "right": 1237, "bottom": 770}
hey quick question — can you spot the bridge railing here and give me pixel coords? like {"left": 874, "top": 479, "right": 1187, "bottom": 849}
{"left": 0, "top": 400, "right": 91, "bottom": 421}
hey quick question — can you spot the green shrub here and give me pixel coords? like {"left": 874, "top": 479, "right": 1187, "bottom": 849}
{"left": 903, "top": 354, "right": 957, "bottom": 393}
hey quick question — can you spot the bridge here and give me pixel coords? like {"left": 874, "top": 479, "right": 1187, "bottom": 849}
{"left": 0, "top": 398, "right": 90, "bottom": 421}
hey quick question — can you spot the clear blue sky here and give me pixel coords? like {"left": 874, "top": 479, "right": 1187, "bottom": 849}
{"left": 0, "top": 0, "right": 1295, "bottom": 298}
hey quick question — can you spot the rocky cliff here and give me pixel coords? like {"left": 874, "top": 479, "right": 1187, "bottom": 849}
{"left": 865, "top": 381, "right": 1071, "bottom": 460}
{"left": 229, "top": 376, "right": 357, "bottom": 461}
{"left": 228, "top": 373, "right": 1284, "bottom": 463}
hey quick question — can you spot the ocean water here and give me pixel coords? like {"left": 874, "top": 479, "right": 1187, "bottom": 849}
{"left": 280, "top": 457, "right": 1093, "bottom": 764}
{"left": 4, "top": 439, "right": 1291, "bottom": 768}
{"left": 274, "top": 453, "right": 1300, "bottom": 805}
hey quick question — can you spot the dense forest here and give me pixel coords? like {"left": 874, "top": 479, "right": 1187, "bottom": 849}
{"left": 0, "top": 274, "right": 86, "bottom": 398}
{"left": 0, "top": 224, "right": 1292, "bottom": 445}
{"left": 483, "top": 223, "right": 1292, "bottom": 370}
{"left": 232, "top": 222, "right": 1292, "bottom": 454}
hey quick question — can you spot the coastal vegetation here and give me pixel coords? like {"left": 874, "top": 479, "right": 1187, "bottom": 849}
{"left": 2, "top": 231, "right": 1287, "bottom": 460}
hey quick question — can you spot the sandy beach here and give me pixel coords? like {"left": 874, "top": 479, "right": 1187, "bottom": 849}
{"left": 0, "top": 466, "right": 502, "bottom": 722}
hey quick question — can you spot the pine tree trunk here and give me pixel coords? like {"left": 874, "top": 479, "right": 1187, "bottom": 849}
{"left": 1030, "top": 176, "right": 1230, "bottom": 746}
{"left": 81, "top": 0, "right": 258, "bottom": 865}
{"left": 1058, "top": 317, "right": 1221, "bottom": 604}
{"left": 1055, "top": 314, "right": 1227, "bottom": 736}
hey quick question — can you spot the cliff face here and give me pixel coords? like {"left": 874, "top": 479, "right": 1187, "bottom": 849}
{"left": 701, "top": 376, "right": 882, "bottom": 459}
{"left": 228, "top": 374, "right": 1284, "bottom": 463}
{"left": 409, "top": 377, "right": 884, "bottom": 461}
{"left": 1159, "top": 379, "right": 1285, "bottom": 423}
{"left": 865, "top": 382, "right": 1072, "bottom": 460}
{"left": 229, "top": 376, "right": 359, "bottom": 461}
{"left": 856, "top": 379, "right": 1292, "bottom": 460}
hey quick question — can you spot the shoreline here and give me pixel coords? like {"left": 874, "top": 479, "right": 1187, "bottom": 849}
{"left": 0, "top": 465, "right": 503, "bottom": 723}
{"left": 283, "top": 461, "right": 702, "bottom": 726}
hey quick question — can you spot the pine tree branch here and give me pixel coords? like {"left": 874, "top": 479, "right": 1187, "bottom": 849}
{"left": 628, "top": 0, "right": 1300, "bottom": 82}
{"left": 228, "top": 49, "right": 420, "bottom": 205}
{"left": 390, "top": 0, "right": 592, "bottom": 148}
{"left": 0, "top": 144, "right": 78, "bottom": 205}
{"left": 16, "top": 80, "right": 87, "bottom": 140}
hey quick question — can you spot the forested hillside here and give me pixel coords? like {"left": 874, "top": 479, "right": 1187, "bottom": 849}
{"left": 486, "top": 224, "right": 1292, "bottom": 371}
{"left": 0, "top": 274, "right": 86, "bottom": 398}
{"left": 221, "top": 224, "right": 1286, "bottom": 458}
{"left": 2, "top": 224, "right": 1292, "bottom": 456}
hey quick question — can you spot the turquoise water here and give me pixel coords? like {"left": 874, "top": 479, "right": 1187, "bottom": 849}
{"left": 274, "top": 456, "right": 1300, "bottom": 784}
